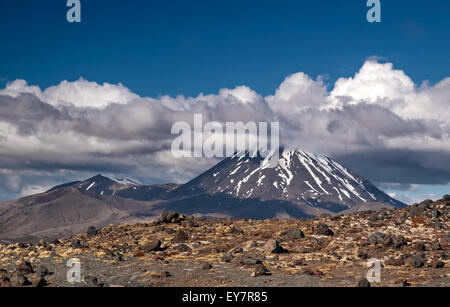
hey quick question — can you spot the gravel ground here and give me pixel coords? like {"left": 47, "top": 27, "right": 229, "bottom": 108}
{"left": 1, "top": 197, "right": 449, "bottom": 287}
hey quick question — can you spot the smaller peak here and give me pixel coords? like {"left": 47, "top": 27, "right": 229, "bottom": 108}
{"left": 92, "top": 174, "right": 107, "bottom": 179}
{"left": 85, "top": 174, "right": 114, "bottom": 182}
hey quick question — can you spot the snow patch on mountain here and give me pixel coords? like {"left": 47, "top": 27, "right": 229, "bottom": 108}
{"left": 180, "top": 149, "right": 406, "bottom": 211}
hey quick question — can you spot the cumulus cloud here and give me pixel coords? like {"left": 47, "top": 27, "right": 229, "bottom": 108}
{"left": 0, "top": 78, "right": 139, "bottom": 108}
{"left": 266, "top": 72, "right": 327, "bottom": 117}
{"left": 330, "top": 61, "right": 415, "bottom": 108}
{"left": 0, "top": 60, "right": 449, "bottom": 200}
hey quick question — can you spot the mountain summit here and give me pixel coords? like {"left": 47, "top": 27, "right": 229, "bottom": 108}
{"left": 161, "top": 150, "right": 406, "bottom": 218}
{"left": 49, "top": 174, "right": 178, "bottom": 201}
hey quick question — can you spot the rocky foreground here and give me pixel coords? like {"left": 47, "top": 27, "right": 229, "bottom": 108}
{"left": 0, "top": 196, "right": 449, "bottom": 287}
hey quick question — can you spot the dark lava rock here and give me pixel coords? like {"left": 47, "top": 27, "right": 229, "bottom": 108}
{"left": 175, "top": 244, "right": 190, "bottom": 252}
{"left": 263, "top": 239, "right": 287, "bottom": 254}
{"left": 222, "top": 253, "right": 233, "bottom": 263}
{"left": 0, "top": 269, "right": 8, "bottom": 280}
{"left": 0, "top": 269, "right": 10, "bottom": 287}
{"left": 172, "top": 230, "right": 189, "bottom": 243}
{"left": 115, "top": 253, "right": 124, "bottom": 262}
{"left": 406, "top": 255, "right": 425, "bottom": 268}
{"left": 431, "top": 241, "right": 442, "bottom": 251}
{"left": 51, "top": 239, "right": 60, "bottom": 245}
{"left": 231, "top": 247, "right": 244, "bottom": 254}
{"left": 87, "top": 226, "right": 98, "bottom": 236}
{"left": 16, "top": 274, "right": 32, "bottom": 286}
{"left": 33, "top": 277, "right": 48, "bottom": 287}
{"left": 441, "top": 250, "right": 450, "bottom": 260}
{"left": 431, "top": 258, "right": 445, "bottom": 269}
{"left": 430, "top": 209, "right": 441, "bottom": 218}
{"left": 293, "top": 259, "right": 306, "bottom": 266}
{"left": 281, "top": 229, "right": 305, "bottom": 240}
{"left": 400, "top": 280, "right": 411, "bottom": 287}
{"left": 251, "top": 264, "right": 271, "bottom": 277}
{"left": 162, "top": 271, "right": 172, "bottom": 278}
{"left": 357, "top": 278, "right": 371, "bottom": 288}
{"left": 408, "top": 201, "right": 430, "bottom": 217}
{"left": 408, "top": 206, "right": 421, "bottom": 218}
{"left": 419, "top": 200, "right": 432, "bottom": 209}
{"left": 201, "top": 263, "right": 212, "bottom": 270}
{"left": 385, "top": 257, "right": 405, "bottom": 266}
{"left": 228, "top": 226, "right": 244, "bottom": 235}
{"left": 315, "top": 224, "right": 334, "bottom": 236}
{"left": 36, "top": 265, "right": 50, "bottom": 278}
{"left": 159, "top": 212, "right": 184, "bottom": 224}
{"left": 240, "top": 257, "right": 262, "bottom": 266}
{"left": 367, "top": 232, "right": 386, "bottom": 245}
{"left": 443, "top": 194, "right": 450, "bottom": 201}
{"left": 414, "top": 242, "right": 426, "bottom": 252}
{"left": 392, "top": 236, "right": 407, "bottom": 249}
{"left": 367, "top": 232, "right": 401, "bottom": 248}
{"left": 357, "top": 250, "right": 369, "bottom": 260}
{"left": 142, "top": 240, "right": 162, "bottom": 252}
{"left": 86, "top": 276, "right": 101, "bottom": 287}
{"left": 71, "top": 240, "right": 83, "bottom": 249}
{"left": 381, "top": 234, "right": 396, "bottom": 247}
{"left": 16, "top": 260, "right": 33, "bottom": 274}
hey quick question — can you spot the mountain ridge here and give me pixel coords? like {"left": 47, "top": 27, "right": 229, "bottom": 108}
{"left": 0, "top": 149, "right": 406, "bottom": 242}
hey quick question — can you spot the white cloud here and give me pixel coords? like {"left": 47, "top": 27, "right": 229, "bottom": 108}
{"left": 43, "top": 78, "right": 140, "bottom": 108}
{"left": 401, "top": 77, "right": 450, "bottom": 121}
{"left": 327, "top": 60, "right": 450, "bottom": 124}
{"left": 0, "top": 78, "right": 139, "bottom": 108}
{"left": 330, "top": 61, "right": 415, "bottom": 108}
{"left": 0, "top": 60, "right": 449, "bottom": 199}
{"left": 0, "top": 79, "right": 44, "bottom": 100}
{"left": 266, "top": 72, "right": 327, "bottom": 117}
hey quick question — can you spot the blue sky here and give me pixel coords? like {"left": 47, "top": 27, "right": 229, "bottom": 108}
{"left": 1, "top": 0, "right": 450, "bottom": 96}
{"left": 0, "top": 0, "right": 449, "bottom": 203}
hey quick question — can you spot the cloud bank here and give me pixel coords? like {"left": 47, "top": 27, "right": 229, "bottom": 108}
{"left": 0, "top": 60, "right": 449, "bottom": 201}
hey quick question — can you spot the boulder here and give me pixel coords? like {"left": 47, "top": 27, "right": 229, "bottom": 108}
{"left": 87, "top": 226, "right": 98, "bottom": 236}
{"left": 281, "top": 229, "right": 305, "bottom": 240}
{"left": 357, "top": 278, "right": 371, "bottom": 287}
{"left": 431, "top": 258, "right": 445, "bottom": 269}
{"left": 315, "top": 224, "right": 334, "bottom": 236}
{"left": 159, "top": 212, "right": 184, "bottom": 224}
{"left": 16, "top": 260, "right": 33, "bottom": 275}
{"left": 367, "top": 232, "right": 386, "bottom": 245}
{"left": 406, "top": 255, "right": 425, "bottom": 268}
{"left": 142, "top": 239, "right": 162, "bottom": 252}
{"left": 263, "top": 239, "right": 287, "bottom": 254}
